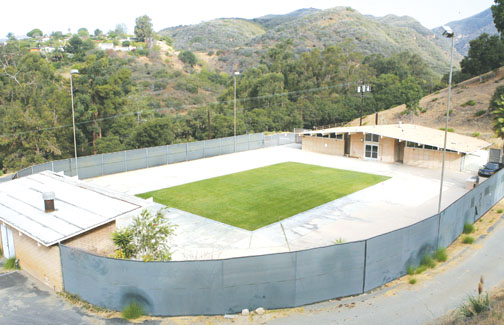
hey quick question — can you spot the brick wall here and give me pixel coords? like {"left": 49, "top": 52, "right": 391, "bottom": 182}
{"left": 6, "top": 221, "right": 116, "bottom": 291}
{"left": 64, "top": 221, "right": 116, "bottom": 257}
{"left": 11, "top": 227, "right": 63, "bottom": 291}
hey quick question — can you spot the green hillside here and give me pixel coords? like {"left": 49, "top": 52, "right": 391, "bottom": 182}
{"left": 160, "top": 6, "right": 461, "bottom": 75}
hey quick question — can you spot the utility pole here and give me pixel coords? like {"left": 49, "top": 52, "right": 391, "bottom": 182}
{"left": 358, "top": 83, "right": 371, "bottom": 126}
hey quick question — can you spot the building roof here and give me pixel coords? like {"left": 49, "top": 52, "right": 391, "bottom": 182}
{"left": 0, "top": 171, "right": 149, "bottom": 247}
{"left": 303, "top": 124, "right": 491, "bottom": 154}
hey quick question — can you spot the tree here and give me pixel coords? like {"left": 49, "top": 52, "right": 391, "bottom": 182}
{"left": 178, "top": 50, "right": 197, "bottom": 67}
{"left": 77, "top": 28, "right": 89, "bottom": 37}
{"left": 492, "top": 93, "right": 504, "bottom": 138}
{"left": 115, "top": 24, "right": 128, "bottom": 38}
{"left": 492, "top": 0, "right": 504, "bottom": 35}
{"left": 134, "top": 15, "right": 153, "bottom": 42}
{"left": 27, "top": 29, "right": 43, "bottom": 38}
{"left": 127, "top": 117, "right": 175, "bottom": 148}
{"left": 50, "top": 31, "right": 64, "bottom": 40}
{"left": 399, "top": 76, "right": 423, "bottom": 122}
{"left": 6, "top": 32, "right": 15, "bottom": 40}
{"left": 460, "top": 33, "right": 504, "bottom": 77}
{"left": 112, "top": 209, "right": 176, "bottom": 261}
{"left": 94, "top": 29, "right": 103, "bottom": 37}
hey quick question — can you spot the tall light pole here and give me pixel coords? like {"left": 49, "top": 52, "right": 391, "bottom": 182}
{"left": 438, "top": 26, "right": 455, "bottom": 213}
{"left": 70, "top": 69, "right": 79, "bottom": 178}
{"left": 233, "top": 71, "right": 240, "bottom": 151}
{"left": 358, "top": 83, "right": 370, "bottom": 126}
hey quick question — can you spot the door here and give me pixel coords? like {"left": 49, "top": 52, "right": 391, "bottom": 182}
{"left": 344, "top": 133, "right": 350, "bottom": 155}
{"left": 1, "top": 224, "right": 15, "bottom": 259}
{"left": 365, "top": 144, "right": 378, "bottom": 159}
{"left": 395, "top": 140, "right": 405, "bottom": 163}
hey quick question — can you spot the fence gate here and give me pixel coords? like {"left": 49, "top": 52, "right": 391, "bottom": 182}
{"left": 1, "top": 224, "right": 15, "bottom": 259}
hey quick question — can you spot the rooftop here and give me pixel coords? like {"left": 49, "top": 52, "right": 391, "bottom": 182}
{"left": 303, "top": 124, "right": 490, "bottom": 154}
{"left": 0, "top": 171, "right": 149, "bottom": 246}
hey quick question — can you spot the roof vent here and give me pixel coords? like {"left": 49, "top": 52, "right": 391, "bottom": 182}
{"left": 42, "top": 192, "right": 55, "bottom": 213}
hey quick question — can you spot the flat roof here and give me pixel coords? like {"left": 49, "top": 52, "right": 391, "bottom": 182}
{"left": 303, "top": 124, "right": 490, "bottom": 154}
{"left": 0, "top": 171, "right": 149, "bottom": 247}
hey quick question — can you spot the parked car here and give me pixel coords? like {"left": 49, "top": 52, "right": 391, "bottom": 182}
{"left": 478, "top": 162, "right": 504, "bottom": 177}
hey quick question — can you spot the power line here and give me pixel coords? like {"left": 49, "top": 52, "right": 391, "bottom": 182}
{"left": 0, "top": 81, "right": 356, "bottom": 138}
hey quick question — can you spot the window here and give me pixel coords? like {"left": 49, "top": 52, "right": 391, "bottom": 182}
{"left": 365, "top": 144, "right": 378, "bottom": 159}
{"left": 336, "top": 134, "right": 343, "bottom": 140}
{"left": 414, "top": 143, "right": 423, "bottom": 149}
{"left": 424, "top": 145, "right": 438, "bottom": 151}
{"left": 407, "top": 141, "right": 415, "bottom": 148}
{"left": 365, "top": 133, "right": 379, "bottom": 142}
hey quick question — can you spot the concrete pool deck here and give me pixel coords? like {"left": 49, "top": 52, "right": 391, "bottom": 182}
{"left": 86, "top": 144, "right": 473, "bottom": 260}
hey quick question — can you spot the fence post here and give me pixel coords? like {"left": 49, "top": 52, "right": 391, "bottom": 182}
{"left": 186, "top": 143, "right": 188, "bottom": 161}
{"left": 203, "top": 140, "right": 206, "bottom": 158}
{"left": 101, "top": 155, "right": 104, "bottom": 176}
{"left": 248, "top": 134, "right": 250, "bottom": 150}
{"left": 146, "top": 148, "right": 149, "bottom": 168}
{"left": 124, "top": 151, "right": 127, "bottom": 172}
{"left": 51, "top": 161, "right": 54, "bottom": 172}
{"left": 362, "top": 240, "right": 368, "bottom": 293}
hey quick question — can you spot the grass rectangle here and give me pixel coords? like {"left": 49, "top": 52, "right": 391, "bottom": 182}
{"left": 137, "top": 162, "right": 389, "bottom": 230}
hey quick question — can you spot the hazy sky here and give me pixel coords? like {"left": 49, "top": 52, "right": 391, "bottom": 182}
{"left": 0, "top": 0, "right": 495, "bottom": 37}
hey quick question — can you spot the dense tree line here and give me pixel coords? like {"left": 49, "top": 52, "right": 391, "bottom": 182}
{"left": 0, "top": 20, "right": 442, "bottom": 174}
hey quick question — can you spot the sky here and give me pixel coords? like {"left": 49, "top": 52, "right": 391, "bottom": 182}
{"left": 0, "top": 0, "right": 495, "bottom": 38}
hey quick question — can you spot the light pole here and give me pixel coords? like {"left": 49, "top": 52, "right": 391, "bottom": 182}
{"left": 233, "top": 71, "right": 240, "bottom": 151}
{"left": 438, "top": 26, "right": 455, "bottom": 213}
{"left": 70, "top": 69, "right": 79, "bottom": 178}
{"left": 357, "top": 83, "right": 370, "bottom": 126}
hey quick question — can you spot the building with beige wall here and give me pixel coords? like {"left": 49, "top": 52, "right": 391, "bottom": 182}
{"left": 0, "top": 171, "right": 151, "bottom": 290}
{"left": 303, "top": 124, "right": 490, "bottom": 172}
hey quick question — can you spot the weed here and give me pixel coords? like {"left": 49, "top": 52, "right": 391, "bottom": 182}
{"left": 334, "top": 237, "right": 346, "bottom": 244}
{"left": 460, "top": 294, "right": 490, "bottom": 317}
{"left": 0, "top": 247, "right": 2, "bottom": 256}
{"left": 497, "top": 209, "right": 503, "bottom": 214}
{"left": 463, "top": 222, "right": 474, "bottom": 234}
{"left": 3, "top": 257, "right": 18, "bottom": 270}
{"left": 434, "top": 90, "right": 440, "bottom": 95}
{"left": 431, "top": 97, "right": 439, "bottom": 102}
{"left": 474, "top": 110, "right": 486, "bottom": 117}
{"left": 122, "top": 301, "right": 144, "bottom": 320}
{"left": 421, "top": 254, "right": 436, "bottom": 269}
{"left": 409, "top": 278, "right": 417, "bottom": 285}
{"left": 439, "top": 127, "right": 454, "bottom": 132}
{"left": 472, "top": 132, "right": 480, "bottom": 137}
{"left": 445, "top": 109, "right": 453, "bottom": 116}
{"left": 407, "top": 265, "right": 415, "bottom": 275}
{"left": 434, "top": 248, "right": 447, "bottom": 262}
{"left": 463, "top": 236, "right": 475, "bottom": 244}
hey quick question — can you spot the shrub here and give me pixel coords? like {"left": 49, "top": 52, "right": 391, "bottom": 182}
{"left": 434, "top": 248, "right": 447, "bottom": 262}
{"left": 3, "top": 257, "right": 18, "bottom": 270}
{"left": 409, "top": 278, "right": 417, "bottom": 285}
{"left": 445, "top": 109, "right": 453, "bottom": 116}
{"left": 112, "top": 228, "right": 136, "bottom": 258}
{"left": 463, "top": 222, "right": 474, "bottom": 234}
{"left": 462, "top": 236, "right": 475, "bottom": 244}
{"left": 474, "top": 110, "right": 486, "bottom": 117}
{"left": 459, "top": 294, "right": 490, "bottom": 318}
{"left": 178, "top": 50, "right": 197, "bottom": 67}
{"left": 122, "top": 301, "right": 144, "bottom": 320}
{"left": 439, "top": 127, "right": 455, "bottom": 132}
{"left": 472, "top": 132, "right": 480, "bottom": 137}
{"left": 497, "top": 209, "right": 503, "bottom": 214}
{"left": 431, "top": 97, "right": 438, "bottom": 102}
{"left": 334, "top": 237, "right": 345, "bottom": 244}
{"left": 407, "top": 265, "right": 415, "bottom": 275}
{"left": 461, "top": 100, "right": 476, "bottom": 107}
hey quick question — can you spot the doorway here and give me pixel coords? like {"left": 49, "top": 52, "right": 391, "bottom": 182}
{"left": 344, "top": 133, "right": 350, "bottom": 156}
{"left": 395, "top": 140, "right": 405, "bottom": 163}
{"left": 1, "top": 224, "right": 15, "bottom": 259}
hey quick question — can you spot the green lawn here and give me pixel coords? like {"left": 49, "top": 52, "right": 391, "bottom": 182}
{"left": 137, "top": 162, "right": 389, "bottom": 230}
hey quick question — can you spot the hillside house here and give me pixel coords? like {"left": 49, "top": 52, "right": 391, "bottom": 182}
{"left": 0, "top": 171, "right": 151, "bottom": 290}
{"left": 302, "top": 124, "right": 490, "bottom": 172}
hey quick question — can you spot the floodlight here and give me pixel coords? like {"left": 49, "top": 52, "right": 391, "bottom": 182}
{"left": 441, "top": 25, "right": 454, "bottom": 38}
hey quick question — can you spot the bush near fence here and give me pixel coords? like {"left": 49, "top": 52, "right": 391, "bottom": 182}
{"left": 0, "top": 133, "right": 295, "bottom": 182}
{"left": 59, "top": 169, "right": 504, "bottom": 316}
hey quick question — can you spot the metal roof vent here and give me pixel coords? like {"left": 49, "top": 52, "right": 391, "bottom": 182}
{"left": 42, "top": 192, "right": 55, "bottom": 213}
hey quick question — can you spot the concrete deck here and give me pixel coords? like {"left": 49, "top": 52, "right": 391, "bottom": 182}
{"left": 86, "top": 144, "right": 473, "bottom": 261}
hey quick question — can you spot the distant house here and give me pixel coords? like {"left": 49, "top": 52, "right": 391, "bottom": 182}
{"left": 29, "top": 47, "right": 40, "bottom": 53}
{"left": 0, "top": 171, "right": 152, "bottom": 290}
{"left": 41, "top": 46, "right": 56, "bottom": 53}
{"left": 97, "top": 42, "right": 114, "bottom": 50}
{"left": 302, "top": 124, "right": 490, "bottom": 172}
